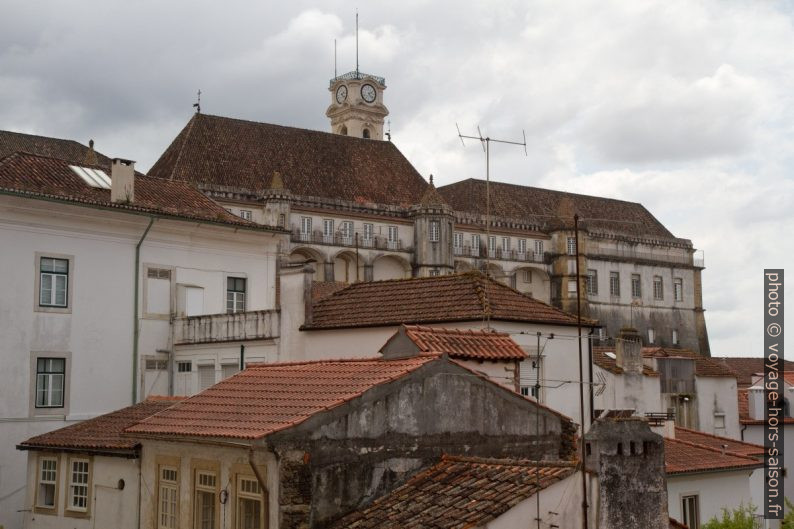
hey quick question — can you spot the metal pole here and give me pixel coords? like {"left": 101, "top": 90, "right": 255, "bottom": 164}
{"left": 575, "top": 214, "right": 589, "bottom": 529}
{"left": 536, "top": 331, "right": 542, "bottom": 529}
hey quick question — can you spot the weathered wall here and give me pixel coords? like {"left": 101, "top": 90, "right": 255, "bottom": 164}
{"left": 667, "top": 470, "right": 754, "bottom": 526}
{"left": 267, "top": 359, "right": 576, "bottom": 528}
{"left": 484, "top": 471, "right": 583, "bottom": 529}
{"left": 585, "top": 418, "right": 668, "bottom": 529}
{"left": 694, "top": 376, "right": 740, "bottom": 439}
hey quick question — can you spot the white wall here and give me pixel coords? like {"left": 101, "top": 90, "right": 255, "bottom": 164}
{"left": 694, "top": 376, "right": 740, "bottom": 439}
{"left": 172, "top": 341, "right": 277, "bottom": 396}
{"left": 743, "top": 422, "right": 793, "bottom": 524}
{"left": 22, "top": 451, "right": 139, "bottom": 529}
{"left": 594, "top": 367, "right": 663, "bottom": 415}
{"left": 667, "top": 470, "right": 755, "bottom": 526}
{"left": 485, "top": 471, "right": 582, "bottom": 529}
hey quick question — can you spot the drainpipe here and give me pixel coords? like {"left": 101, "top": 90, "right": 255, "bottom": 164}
{"left": 133, "top": 217, "right": 155, "bottom": 403}
{"left": 588, "top": 327, "right": 595, "bottom": 423}
{"left": 248, "top": 448, "right": 268, "bottom": 517}
{"left": 240, "top": 344, "right": 246, "bottom": 371}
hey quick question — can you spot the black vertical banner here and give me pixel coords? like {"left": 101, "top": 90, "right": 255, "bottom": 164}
{"left": 764, "top": 269, "right": 784, "bottom": 519}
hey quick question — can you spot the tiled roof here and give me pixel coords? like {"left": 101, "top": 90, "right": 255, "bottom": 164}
{"left": 148, "top": 114, "right": 429, "bottom": 207}
{"left": 306, "top": 272, "right": 594, "bottom": 330}
{"left": 402, "top": 325, "right": 527, "bottom": 361}
{"left": 737, "top": 387, "right": 794, "bottom": 425}
{"left": 592, "top": 348, "right": 659, "bottom": 376}
{"left": 713, "top": 357, "right": 794, "bottom": 387}
{"left": 331, "top": 455, "right": 576, "bottom": 529}
{"left": 673, "top": 427, "right": 764, "bottom": 458}
{"left": 670, "top": 518, "right": 689, "bottom": 529}
{"left": 126, "top": 356, "right": 437, "bottom": 440}
{"left": 438, "top": 178, "right": 685, "bottom": 242}
{"left": 643, "top": 347, "right": 736, "bottom": 378}
{"left": 0, "top": 130, "right": 112, "bottom": 167}
{"left": 664, "top": 438, "right": 763, "bottom": 475}
{"left": 18, "top": 398, "right": 182, "bottom": 455}
{"left": 311, "top": 281, "right": 349, "bottom": 302}
{"left": 0, "top": 152, "right": 278, "bottom": 229}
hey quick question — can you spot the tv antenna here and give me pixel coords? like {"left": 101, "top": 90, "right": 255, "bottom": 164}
{"left": 334, "top": 39, "right": 337, "bottom": 78}
{"left": 355, "top": 9, "right": 360, "bottom": 77}
{"left": 193, "top": 89, "right": 201, "bottom": 113}
{"left": 385, "top": 119, "right": 391, "bottom": 141}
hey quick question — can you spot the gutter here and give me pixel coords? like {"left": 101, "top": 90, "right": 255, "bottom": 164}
{"left": 133, "top": 217, "right": 155, "bottom": 403}
{"left": 16, "top": 444, "right": 139, "bottom": 459}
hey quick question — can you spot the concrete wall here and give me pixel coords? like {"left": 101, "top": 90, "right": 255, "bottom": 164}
{"left": 667, "top": 470, "right": 755, "bottom": 526}
{"left": 484, "top": 471, "right": 582, "bottom": 529}
{"left": 743, "top": 422, "right": 794, "bottom": 523}
{"left": 594, "top": 367, "right": 663, "bottom": 415}
{"left": 21, "top": 451, "right": 139, "bottom": 529}
{"left": 694, "top": 376, "right": 740, "bottom": 439}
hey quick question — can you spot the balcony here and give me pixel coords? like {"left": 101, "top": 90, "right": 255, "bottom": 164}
{"left": 291, "top": 228, "right": 408, "bottom": 252}
{"left": 590, "top": 247, "right": 705, "bottom": 268}
{"left": 173, "top": 309, "right": 279, "bottom": 345}
{"left": 455, "top": 246, "right": 545, "bottom": 263}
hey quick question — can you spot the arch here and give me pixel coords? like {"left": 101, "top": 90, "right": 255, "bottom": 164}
{"left": 511, "top": 266, "right": 550, "bottom": 302}
{"left": 372, "top": 254, "right": 411, "bottom": 281}
{"left": 362, "top": 128, "right": 371, "bottom": 139}
{"left": 340, "top": 125, "right": 348, "bottom": 136}
{"left": 333, "top": 250, "right": 364, "bottom": 283}
{"left": 288, "top": 247, "right": 327, "bottom": 281}
{"left": 483, "top": 262, "right": 507, "bottom": 285}
{"left": 454, "top": 260, "right": 473, "bottom": 273}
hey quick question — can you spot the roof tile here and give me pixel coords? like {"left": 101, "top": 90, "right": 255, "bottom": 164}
{"left": 664, "top": 438, "right": 762, "bottom": 475}
{"left": 643, "top": 347, "right": 736, "bottom": 378}
{"left": 673, "top": 427, "right": 764, "bottom": 458}
{"left": 402, "top": 325, "right": 527, "bottom": 361}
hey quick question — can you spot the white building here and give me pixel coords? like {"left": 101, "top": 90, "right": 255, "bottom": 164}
{"left": 0, "top": 151, "right": 285, "bottom": 528}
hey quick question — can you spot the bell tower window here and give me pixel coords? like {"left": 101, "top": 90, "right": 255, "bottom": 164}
{"left": 362, "top": 128, "right": 370, "bottom": 139}
{"left": 340, "top": 125, "right": 348, "bottom": 136}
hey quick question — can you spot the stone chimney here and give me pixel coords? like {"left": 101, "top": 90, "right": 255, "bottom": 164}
{"left": 616, "top": 327, "right": 643, "bottom": 375}
{"left": 111, "top": 158, "right": 135, "bottom": 203}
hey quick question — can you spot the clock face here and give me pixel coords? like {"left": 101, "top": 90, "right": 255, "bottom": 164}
{"left": 361, "top": 84, "right": 376, "bottom": 103}
{"left": 335, "top": 85, "right": 347, "bottom": 104}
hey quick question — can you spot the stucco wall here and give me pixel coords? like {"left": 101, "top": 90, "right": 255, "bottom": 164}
{"left": 694, "top": 376, "right": 740, "bottom": 439}
{"left": 484, "top": 471, "right": 582, "bottom": 529}
{"left": 667, "top": 470, "right": 754, "bottom": 526}
{"left": 594, "top": 366, "right": 663, "bottom": 415}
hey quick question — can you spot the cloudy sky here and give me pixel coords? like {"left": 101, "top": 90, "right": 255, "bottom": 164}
{"left": 2, "top": 0, "right": 791, "bottom": 357}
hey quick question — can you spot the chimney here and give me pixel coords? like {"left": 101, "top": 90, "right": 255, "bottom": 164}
{"left": 616, "top": 327, "right": 643, "bottom": 375}
{"left": 111, "top": 158, "right": 135, "bottom": 203}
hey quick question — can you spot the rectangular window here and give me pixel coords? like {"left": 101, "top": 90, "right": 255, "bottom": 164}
{"left": 517, "top": 239, "right": 527, "bottom": 254}
{"left": 277, "top": 214, "right": 285, "bottom": 228}
{"left": 568, "top": 279, "right": 578, "bottom": 298}
{"left": 523, "top": 270, "right": 532, "bottom": 283}
{"left": 177, "top": 361, "right": 192, "bottom": 373}
{"left": 471, "top": 234, "right": 480, "bottom": 254}
{"left": 67, "top": 458, "right": 89, "bottom": 512}
{"left": 566, "top": 237, "right": 576, "bottom": 256}
{"left": 148, "top": 268, "right": 172, "bottom": 280}
{"left": 488, "top": 236, "right": 496, "bottom": 253}
{"left": 429, "top": 269, "right": 440, "bottom": 277}
{"left": 363, "top": 223, "right": 373, "bottom": 241}
{"left": 672, "top": 329, "right": 679, "bottom": 345}
{"left": 387, "top": 225, "right": 398, "bottom": 242}
{"left": 39, "top": 257, "right": 69, "bottom": 307}
{"left": 631, "top": 274, "right": 642, "bottom": 298}
{"left": 648, "top": 328, "right": 655, "bottom": 344}
{"left": 609, "top": 272, "right": 620, "bottom": 297}
{"left": 222, "top": 363, "right": 240, "bottom": 379}
{"left": 236, "top": 477, "right": 264, "bottom": 529}
{"left": 198, "top": 365, "right": 215, "bottom": 391}
{"left": 36, "top": 358, "right": 65, "bottom": 408}
{"left": 682, "top": 495, "right": 700, "bottom": 529}
{"left": 340, "top": 221, "right": 353, "bottom": 241}
{"left": 429, "top": 220, "right": 440, "bottom": 242}
{"left": 534, "top": 240, "right": 544, "bottom": 256}
{"left": 322, "top": 219, "right": 334, "bottom": 243}
{"left": 239, "top": 210, "right": 252, "bottom": 221}
{"left": 300, "top": 217, "right": 312, "bottom": 241}
{"left": 653, "top": 276, "right": 664, "bottom": 300}
{"left": 586, "top": 269, "right": 598, "bottom": 295}
{"left": 501, "top": 237, "right": 510, "bottom": 252}
{"left": 158, "top": 466, "right": 179, "bottom": 529}
{"left": 37, "top": 457, "right": 57, "bottom": 509}
{"left": 226, "top": 277, "right": 246, "bottom": 313}
{"left": 714, "top": 413, "right": 726, "bottom": 429}
{"left": 674, "top": 278, "right": 683, "bottom": 302}
{"left": 453, "top": 232, "right": 463, "bottom": 249}
{"left": 519, "top": 357, "right": 542, "bottom": 401}
{"left": 195, "top": 471, "right": 217, "bottom": 529}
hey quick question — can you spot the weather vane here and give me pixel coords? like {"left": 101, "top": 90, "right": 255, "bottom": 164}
{"left": 193, "top": 89, "right": 201, "bottom": 114}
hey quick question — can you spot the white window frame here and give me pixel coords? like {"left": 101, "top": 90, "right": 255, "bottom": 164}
{"left": 523, "top": 270, "right": 532, "bottom": 283}
{"left": 648, "top": 328, "right": 655, "bottom": 344}
{"left": 586, "top": 269, "right": 598, "bottom": 296}
{"left": 198, "top": 364, "right": 216, "bottom": 391}
{"left": 226, "top": 277, "right": 246, "bottom": 314}
{"left": 674, "top": 278, "right": 683, "bottom": 302}
{"left": 66, "top": 457, "right": 90, "bottom": 513}
{"left": 387, "top": 225, "right": 399, "bottom": 249}
{"left": 681, "top": 494, "right": 700, "bottom": 529}
{"left": 566, "top": 236, "right": 577, "bottom": 256}
{"left": 631, "top": 274, "right": 642, "bottom": 298}
{"left": 35, "top": 253, "right": 74, "bottom": 314}
{"left": 568, "top": 279, "right": 578, "bottom": 298}
{"left": 429, "top": 220, "right": 440, "bottom": 242}
{"left": 236, "top": 476, "right": 265, "bottom": 529}
{"left": 239, "top": 209, "right": 252, "bottom": 221}
{"left": 534, "top": 240, "right": 544, "bottom": 257}
{"left": 322, "top": 219, "right": 334, "bottom": 243}
{"left": 453, "top": 232, "right": 463, "bottom": 252}
{"left": 501, "top": 237, "right": 510, "bottom": 253}
{"left": 653, "top": 276, "right": 664, "bottom": 300}
{"left": 300, "top": 217, "right": 312, "bottom": 241}
{"left": 672, "top": 329, "right": 679, "bottom": 345}
{"left": 36, "top": 456, "right": 58, "bottom": 511}
{"left": 609, "top": 271, "right": 620, "bottom": 297}
{"left": 714, "top": 413, "right": 726, "bottom": 430}
{"left": 340, "top": 221, "right": 354, "bottom": 244}
{"left": 158, "top": 465, "right": 179, "bottom": 529}
{"left": 429, "top": 269, "right": 440, "bottom": 277}
{"left": 194, "top": 470, "right": 218, "bottom": 529}
{"left": 35, "top": 357, "right": 65, "bottom": 409}
{"left": 517, "top": 239, "right": 527, "bottom": 254}
{"left": 471, "top": 234, "right": 480, "bottom": 255}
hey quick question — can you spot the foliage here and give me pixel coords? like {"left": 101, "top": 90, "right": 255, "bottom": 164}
{"left": 782, "top": 497, "right": 794, "bottom": 529}
{"left": 701, "top": 503, "right": 759, "bottom": 529}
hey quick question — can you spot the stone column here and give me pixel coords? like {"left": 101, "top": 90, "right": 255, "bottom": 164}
{"left": 323, "top": 262, "right": 334, "bottom": 282}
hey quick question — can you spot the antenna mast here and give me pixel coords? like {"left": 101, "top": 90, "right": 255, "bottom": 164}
{"left": 193, "top": 89, "right": 201, "bottom": 113}
{"left": 334, "top": 39, "right": 337, "bottom": 78}
{"left": 355, "top": 9, "right": 359, "bottom": 77}
{"left": 456, "top": 124, "right": 527, "bottom": 326}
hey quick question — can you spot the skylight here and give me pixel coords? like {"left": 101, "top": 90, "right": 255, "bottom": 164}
{"left": 69, "top": 165, "right": 111, "bottom": 189}
{"left": 605, "top": 351, "right": 617, "bottom": 359}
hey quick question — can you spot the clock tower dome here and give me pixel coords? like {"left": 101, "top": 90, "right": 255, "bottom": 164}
{"left": 326, "top": 71, "right": 389, "bottom": 140}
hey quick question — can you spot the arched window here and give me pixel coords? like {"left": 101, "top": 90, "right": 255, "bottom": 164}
{"left": 362, "top": 128, "right": 370, "bottom": 139}
{"left": 340, "top": 125, "right": 348, "bottom": 136}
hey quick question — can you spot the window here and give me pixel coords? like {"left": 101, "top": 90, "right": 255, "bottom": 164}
{"left": 672, "top": 329, "right": 679, "bottom": 345}
{"left": 67, "top": 458, "right": 90, "bottom": 512}
{"left": 226, "top": 277, "right": 246, "bottom": 313}
{"left": 148, "top": 268, "right": 172, "bottom": 280}
{"left": 648, "top": 328, "right": 655, "bottom": 344}
{"left": 37, "top": 457, "right": 58, "bottom": 509}
{"left": 429, "top": 269, "right": 440, "bottom": 277}
{"left": 586, "top": 269, "right": 598, "bottom": 295}
{"left": 501, "top": 237, "right": 510, "bottom": 252}
{"left": 36, "top": 358, "right": 65, "bottom": 408}
{"left": 158, "top": 466, "right": 179, "bottom": 529}
{"left": 363, "top": 223, "right": 374, "bottom": 243}
{"left": 453, "top": 232, "right": 463, "bottom": 249}
{"left": 239, "top": 210, "right": 252, "bottom": 221}
{"left": 534, "top": 240, "right": 544, "bottom": 256}
{"left": 609, "top": 272, "right": 620, "bottom": 297}
{"left": 322, "top": 219, "right": 334, "bottom": 242}
{"left": 300, "top": 217, "right": 312, "bottom": 240}
{"left": 631, "top": 274, "right": 642, "bottom": 298}
{"left": 653, "top": 276, "right": 664, "bottom": 300}
{"left": 517, "top": 239, "right": 527, "bottom": 254}
{"left": 277, "top": 213, "right": 285, "bottom": 228}
{"left": 146, "top": 357, "right": 168, "bottom": 371}
{"left": 674, "top": 278, "right": 683, "bottom": 302}
{"left": 523, "top": 270, "right": 532, "bottom": 283}
{"left": 714, "top": 413, "right": 726, "bottom": 429}
{"left": 682, "top": 495, "right": 700, "bottom": 529}
{"left": 194, "top": 471, "right": 218, "bottom": 529}
{"left": 488, "top": 236, "right": 496, "bottom": 254}
{"left": 236, "top": 477, "right": 264, "bottom": 529}
{"left": 198, "top": 365, "right": 215, "bottom": 391}
{"left": 340, "top": 221, "right": 353, "bottom": 242}
{"left": 519, "top": 357, "right": 542, "bottom": 401}
{"left": 387, "top": 225, "right": 398, "bottom": 241}
{"left": 568, "top": 279, "right": 578, "bottom": 298}
{"left": 567, "top": 236, "right": 577, "bottom": 256}
{"left": 429, "top": 220, "right": 440, "bottom": 242}
{"left": 222, "top": 363, "right": 240, "bottom": 379}
{"left": 362, "top": 128, "right": 370, "bottom": 139}
{"left": 39, "top": 257, "right": 69, "bottom": 307}
{"left": 471, "top": 234, "right": 480, "bottom": 254}
{"left": 177, "top": 361, "right": 192, "bottom": 373}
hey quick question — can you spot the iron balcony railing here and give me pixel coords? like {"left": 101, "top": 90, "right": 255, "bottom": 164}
{"left": 453, "top": 245, "right": 545, "bottom": 263}
{"left": 291, "top": 228, "right": 407, "bottom": 252}
{"left": 644, "top": 411, "right": 675, "bottom": 426}
{"left": 173, "top": 309, "right": 279, "bottom": 345}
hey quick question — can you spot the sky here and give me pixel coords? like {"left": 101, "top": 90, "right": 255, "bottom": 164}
{"left": 1, "top": 0, "right": 792, "bottom": 357}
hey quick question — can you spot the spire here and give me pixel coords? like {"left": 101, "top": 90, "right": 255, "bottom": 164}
{"left": 83, "top": 139, "right": 97, "bottom": 166}
{"left": 419, "top": 174, "right": 447, "bottom": 207}
{"left": 268, "top": 171, "right": 285, "bottom": 190}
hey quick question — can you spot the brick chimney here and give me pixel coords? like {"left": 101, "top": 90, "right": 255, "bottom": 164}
{"left": 616, "top": 327, "right": 643, "bottom": 375}
{"left": 111, "top": 158, "right": 135, "bottom": 203}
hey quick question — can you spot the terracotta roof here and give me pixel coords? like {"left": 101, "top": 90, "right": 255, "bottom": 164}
{"left": 670, "top": 518, "right": 689, "bottom": 529}
{"left": 713, "top": 357, "right": 794, "bottom": 387}
{"left": 401, "top": 325, "right": 527, "bottom": 361}
{"left": 331, "top": 455, "right": 576, "bottom": 529}
{"left": 0, "top": 152, "right": 279, "bottom": 229}
{"left": 0, "top": 130, "right": 112, "bottom": 167}
{"left": 438, "top": 178, "right": 686, "bottom": 242}
{"left": 306, "top": 272, "right": 594, "bottom": 330}
{"left": 673, "top": 427, "right": 764, "bottom": 458}
{"left": 737, "top": 387, "right": 794, "bottom": 425}
{"left": 592, "top": 348, "right": 659, "bottom": 376}
{"left": 148, "top": 114, "right": 429, "bottom": 207}
{"left": 643, "top": 347, "right": 736, "bottom": 378}
{"left": 18, "top": 398, "right": 182, "bottom": 455}
{"left": 126, "top": 356, "right": 438, "bottom": 440}
{"left": 311, "top": 281, "right": 349, "bottom": 302}
{"left": 664, "top": 438, "right": 763, "bottom": 475}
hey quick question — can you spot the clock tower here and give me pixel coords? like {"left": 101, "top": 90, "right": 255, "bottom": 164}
{"left": 326, "top": 71, "right": 389, "bottom": 140}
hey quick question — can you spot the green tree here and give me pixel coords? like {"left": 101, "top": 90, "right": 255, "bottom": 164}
{"left": 782, "top": 497, "right": 794, "bottom": 529}
{"left": 701, "top": 503, "right": 759, "bottom": 529}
